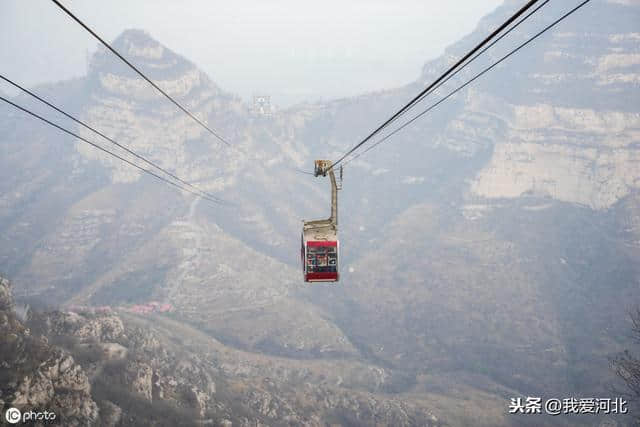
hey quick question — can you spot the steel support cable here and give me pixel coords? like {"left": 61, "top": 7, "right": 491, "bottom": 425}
{"left": 328, "top": 0, "right": 541, "bottom": 170}
{"left": 342, "top": 0, "right": 592, "bottom": 168}
{"left": 50, "top": 0, "right": 232, "bottom": 148}
{"left": 292, "top": 167, "right": 315, "bottom": 175}
{"left": 292, "top": 0, "right": 551, "bottom": 176}
{"left": 365, "top": 0, "right": 552, "bottom": 143}
{"left": 0, "top": 74, "right": 228, "bottom": 204}
{"left": 0, "top": 95, "right": 227, "bottom": 206}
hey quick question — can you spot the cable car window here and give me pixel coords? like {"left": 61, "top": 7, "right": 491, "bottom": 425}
{"left": 306, "top": 245, "right": 337, "bottom": 273}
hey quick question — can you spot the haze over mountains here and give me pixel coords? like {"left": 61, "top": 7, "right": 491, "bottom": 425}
{"left": 1, "top": 0, "right": 639, "bottom": 425}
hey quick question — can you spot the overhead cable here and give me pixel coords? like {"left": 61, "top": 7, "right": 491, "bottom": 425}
{"left": 329, "top": 0, "right": 542, "bottom": 170}
{"left": 0, "top": 95, "right": 227, "bottom": 206}
{"left": 50, "top": 0, "right": 232, "bottom": 148}
{"left": 293, "top": 0, "right": 550, "bottom": 177}
{"left": 365, "top": 0, "right": 552, "bottom": 142}
{"left": 342, "top": 0, "right": 592, "bottom": 167}
{"left": 0, "top": 74, "right": 227, "bottom": 204}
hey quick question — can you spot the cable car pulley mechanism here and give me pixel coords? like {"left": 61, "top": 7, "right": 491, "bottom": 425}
{"left": 301, "top": 160, "right": 342, "bottom": 283}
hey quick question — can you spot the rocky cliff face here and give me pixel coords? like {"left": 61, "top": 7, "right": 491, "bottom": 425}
{"left": 467, "top": 0, "right": 640, "bottom": 209}
{"left": 0, "top": 277, "right": 99, "bottom": 426}
{"left": 80, "top": 29, "right": 245, "bottom": 187}
{"left": 1, "top": 1, "right": 639, "bottom": 426}
{"left": 1, "top": 276, "right": 442, "bottom": 426}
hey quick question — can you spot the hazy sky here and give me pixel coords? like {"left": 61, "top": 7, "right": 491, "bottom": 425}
{"left": 1, "top": 0, "right": 503, "bottom": 107}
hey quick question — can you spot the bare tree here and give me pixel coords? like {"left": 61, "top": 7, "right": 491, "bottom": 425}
{"left": 612, "top": 307, "right": 640, "bottom": 417}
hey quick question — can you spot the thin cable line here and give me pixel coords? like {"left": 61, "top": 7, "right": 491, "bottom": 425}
{"left": 0, "top": 74, "right": 227, "bottom": 204}
{"left": 50, "top": 0, "right": 231, "bottom": 148}
{"left": 343, "top": 0, "right": 591, "bottom": 167}
{"left": 359, "top": 0, "right": 551, "bottom": 149}
{"left": 292, "top": 167, "right": 315, "bottom": 175}
{"left": 0, "top": 95, "right": 226, "bottom": 206}
{"left": 329, "top": 0, "right": 541, "bottom": 169}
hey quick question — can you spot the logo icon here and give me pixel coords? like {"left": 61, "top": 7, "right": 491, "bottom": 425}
{"left": 5, "top": 407, "right": 21, "bottom": 424}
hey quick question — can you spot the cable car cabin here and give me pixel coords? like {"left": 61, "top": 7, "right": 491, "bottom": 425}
{"left": 302, "top": 226, "right": 339, "bottom": 282}
{"left": 301, "top": 160, "right": 341, "bottom": 283}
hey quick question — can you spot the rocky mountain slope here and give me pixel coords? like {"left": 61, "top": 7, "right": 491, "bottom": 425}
{"left": 2, "top": 276, "right": 443, "bottom": 426}
{"left": 0, "top": 277, "right": 99, "bottom": 426}
{"left": 1, "top": 0, "right": 639, "bottom": 425}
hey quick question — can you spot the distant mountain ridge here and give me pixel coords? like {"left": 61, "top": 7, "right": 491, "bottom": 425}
{"left": 1, "top": 1, "right": 639, "bottom": 425}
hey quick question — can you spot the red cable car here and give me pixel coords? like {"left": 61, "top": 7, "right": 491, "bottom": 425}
{"left": 301, "top": 160, "right": 342, "bottom": 283}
